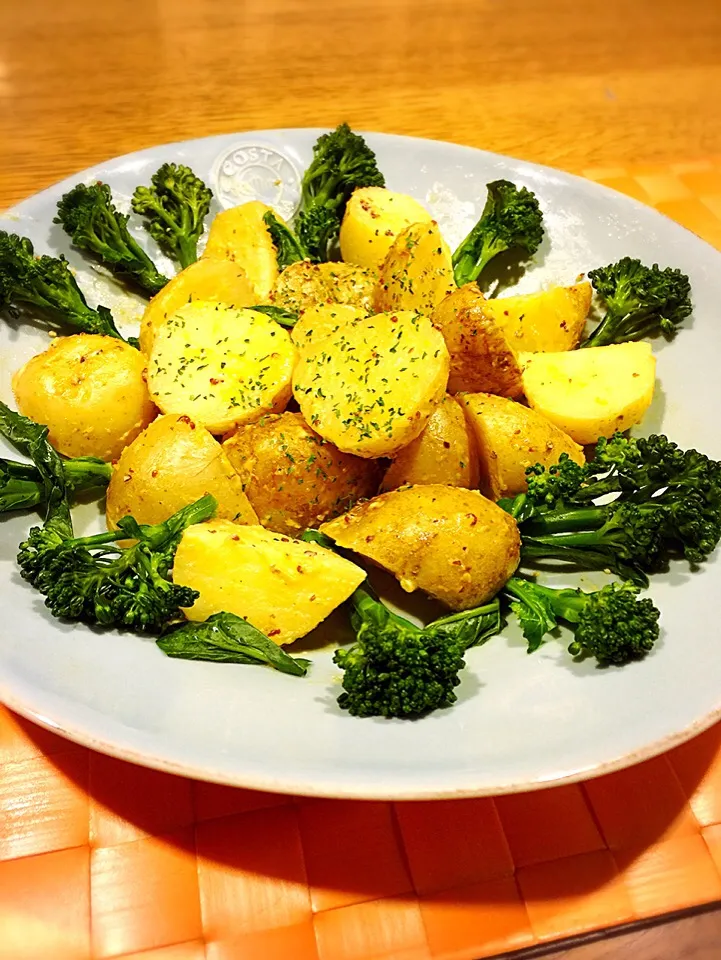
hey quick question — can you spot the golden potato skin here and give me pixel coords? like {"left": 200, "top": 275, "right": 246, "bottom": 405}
{"left": 340, "top": 187, "right": 432, "bottom": 269}
{"left": 381, "top": 396, "right": 479, "bottom": 492}
{"left": 139, "top": 258, "right": 256, "bottom": 355}
{"left": 106, "top": 414, "right": 258, "bottom": 530}
{"left": 12, "top": 334, "right": 156, "bottom": 461}
{"left": 293, "top": 311, "right": 450, "bottom": 459}
{"left": 271, "top": 260, "right": 376, "bottom": 314}
{"left": 202, "top": 200, "right": 280, "bottom": 299}
{"left": 291, "top": 303, "right": 367, "bottom": 351}
{"left": 173, "top": 520, "right": 366, "bottom": 644}
{"left": 458, "top": 393, "right": 585, "bottom": 500}
{"left": 373, "top": 221, "right": 455, "bottom": 314}
{"left": 222, "top": 412, "right": 382, "bottom": 535}
{"left": 520, "top": 342, "right": 656, "bottom": 445}
{"left": 431, "top": 284, "right": 524, "bottom": 397}
{"left": 321, "top": 484, "right": 520, "bottom": 610}
{"left": 485, "top": 282, "right": 592, "bottom": 353}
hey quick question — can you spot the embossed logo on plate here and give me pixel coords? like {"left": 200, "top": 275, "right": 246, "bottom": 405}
{"left": 211, "top": 143, "right": 301, "bottom": 218}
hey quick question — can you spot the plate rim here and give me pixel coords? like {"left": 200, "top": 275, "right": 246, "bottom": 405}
{"left": 2, "top": 128, "right": 721, "bottom": 799}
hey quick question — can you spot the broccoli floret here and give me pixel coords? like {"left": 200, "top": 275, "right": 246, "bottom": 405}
{"left": 502, "top": 433, "right": 721, "bottom": 583}
{"left": 0, "top": 231, "right": 122, "bottom": 338}
{"left": 25, "top": 495, "right": 216, "bottom": 631}
{"left": 295, "top": 124, "right": 385, "bottom": 261}
{"left": 55, "top": 182, "right": 169, "bottom": 295}
{"left": 334, "top": 584, "right": 467, "bottom": 718}
{"left": 505, "top": 577, "right": 660, "bottom": 665}
{"left": 583, "top": 258, "right": 692, "bottom": 347}
{"left": 132, "top": 163, "right": 212, "bottom": 268}
{"left": 263, "top": 210, "right": 308, "bottom": 270}
{"left": 452, "top": 180, "right": 544, "bottom": 287}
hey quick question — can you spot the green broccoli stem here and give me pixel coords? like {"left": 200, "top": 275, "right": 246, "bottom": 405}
{"left": 583, "top": 305, "right": 660, "bottom": 348}
{"left": 1, "top": 456, "right": 111, "bottom": 514}
{"left": 522, "top": 505, "right": 608, "bottom": 534}
{"left": 505, "top": 578, "right": 585, "bottom": 623}
{"left": 139, "top": 197, "right": 196, "bottom": 268}
{"left": 519, "top": 538, "right": 647, "bottom": 586}
{"left": 452, "top": 235, "right": 506, "bottom": 287}
{"left": 63, "top": 458, "right": 113, "bottom": 490}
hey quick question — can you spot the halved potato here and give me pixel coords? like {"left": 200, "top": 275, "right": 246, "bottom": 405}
{"left": 173, "top": 520, "right": 366, "bottom": 644}
{"left": 381, "top": 395, "right": 479, "bottom": 492}
{"left": 321, "top": 484, "right": 520, "bottom": 610}
{"left": 458, "top": 393, "right": 585, "bottom": 500}
{"left": 106, "top": 414, "right": 258, "bottom": 530}
{"left": 147, "top": 301, "right": 297, "bottom": 434}
{"left": 271, "top": 261, "right": 376, "bottom": 314}
{"left": 12, "top": 334, "right": 156, "bottom": 461}
{"left": 431, "top": 283, "right": 523, "bottom": 397}
{"left": 373, "top": 221, "right": 455, "bottom": 314}
{"left": 484, "top": 282, "right": 592, "bottom": 353}
{"left": 222, "top": 411, "right": 382, "bottom": 535}
{"left": 291, "top": 303, "right": 367, "bottom": 351}
{"left": 293, "top": 311, "right": 450, "bottom": 458}
{"left": 138, "top": 257, "right": 257, "bottom": 355}
{"left": 340, "top": 187, "right": 432, "bottom": 269}
{"left": 520, "top": 341, "right": 656, "bottom": 445}
{"left": 203, "top": 200, "right": 280, "bottom": 299}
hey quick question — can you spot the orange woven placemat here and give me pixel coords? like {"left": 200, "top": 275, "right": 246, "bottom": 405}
{"left": 2, "top": 158, "right": 721, "bottom": 960}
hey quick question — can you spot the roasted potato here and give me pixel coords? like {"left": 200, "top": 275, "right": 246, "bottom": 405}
{"left": 173, "top": 520, "right": 366, "bottom": 644}
{"left": 291, "top": 303, "right": 367, "bottom": 351}
{"left": 147, "top": 301, "right": 297, "bottom": 435}
{"left": 520, "top": 341, "right": 656, "bottom": 445}
{"left": 293, "top": 311, "right": 450, "bottom": 458}
{"left": 222, "top": 412, "right": 382, "bottom": 535}
{"left": 138, "top": 257, "right": 256, "bottom": 355}
{"left": 12, "top": 334, "right": 156, "bottom": 461}
{"left": 458, "top": 393, "right": 585, "bottom": 500}
{"left": 202, "top": 200, "right": 280, "bottom": 299}
{"left": 381, "top": 395, "right": 479, "bottom": 492}
{"left": 321, "top": 484, "right": 520, "bottom": 610}
{"left": 484, "top": 282, "right": 592, "bottom": 353}
{"left": 373, "top": 221, "right": 455, "bottom": 314}
{"left": 271, "top": 260, "right": 376, "bottom": 314}
{"left": 106, "top": 414, "right": 258, "bottom": 530}
{"left": 431, "top": 283, "right": 523, "bottom": 397}
{"left": 340, "top": 187, "right": 432, "bottom": 269}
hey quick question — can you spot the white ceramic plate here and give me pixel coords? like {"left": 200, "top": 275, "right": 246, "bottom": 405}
{"left": 1, "top": 130, "right": 720, "bottom": 800}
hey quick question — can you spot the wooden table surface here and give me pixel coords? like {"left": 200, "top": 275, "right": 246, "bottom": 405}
{"left": 2, "top": 1, "right": 721, "bottom": 957}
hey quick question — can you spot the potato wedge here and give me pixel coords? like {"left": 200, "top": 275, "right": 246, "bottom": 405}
{"left": 173, "top": 520, "right": 366, "bottom": 644}
{"left": 484, "top": 282, "right": 592, "bottom": 353}
{"left": 271, "top": 260, "right": 376, "bottom": 314}
{"left": 291, "top": 303, "right": 367, "bottom": 351}
{"left": 12, "top": 334, "right": 156, "bottom": 461}
{"left": 381, "top": 395, "right": 479, "bottom": 492}
{"left": 458, "top": 393, "right": 585, "bottom": 500}
{"left": 147, "top": 301, "right": 297, "bottom": 435}
{"left": 106, "top": 414, "right": 258, "bottom": 530}
{"left": 293, "top": 311, "right": 450, "bottom": 458}
{"left": 222, "top": 412, "right": 382, "bottom": 535}
{"left": 373, "top": 221, "right": 455, "bottom": 314}
{"left": 431, "top": 283, "right": 523, "bottom": 396}
{"left": 203, "top": 200, "right": 282, "bottom": 299}
{"left": 340, "top": 187, "right": 432, "bottom": 269}
{"left": 321, "top": 484, "right": 520, "bottom": 610}
{"left": 520, "top": 341, "right": 656, "bottom": 445}
{"left": 138, "top": 257, "right": 257, "bottom": 355}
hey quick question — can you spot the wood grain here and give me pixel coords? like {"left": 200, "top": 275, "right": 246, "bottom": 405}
{"left": 2, "top": 2, "right": 721, "bottom": 956}
{"left": 1, "top": 0, "right": 721, "bottom": 208}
